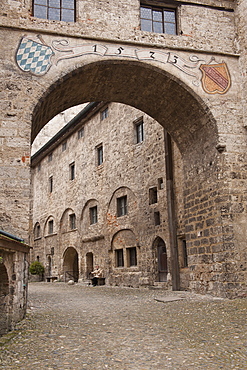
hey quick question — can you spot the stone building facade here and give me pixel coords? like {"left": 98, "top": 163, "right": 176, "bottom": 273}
{"left": 0, "top": 232, "right": 29, "bottom": 336}
{"left": 1, "top": 0, "right": 247, "bottom": 298}
{"left": 31, "top": 102, "right": 187, "bottom": 289}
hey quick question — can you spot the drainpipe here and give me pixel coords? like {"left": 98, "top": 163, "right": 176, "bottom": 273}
{"left": 164, "top": 130, "right": 180, "bottom": 291}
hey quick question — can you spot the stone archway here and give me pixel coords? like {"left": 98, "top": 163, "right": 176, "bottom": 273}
{"left": 63, "top": 247, "right": 79, "bottom": 282}
{"left": 31, "top": 59, "right": 227, "bottom": 294}
{"left": 0, "top": 263, "right": 10, "bottom": 335}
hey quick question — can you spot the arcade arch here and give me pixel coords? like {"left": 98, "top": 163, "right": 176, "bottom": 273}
{"left": 63, "top": 246, "right": 79, "bottom": 282}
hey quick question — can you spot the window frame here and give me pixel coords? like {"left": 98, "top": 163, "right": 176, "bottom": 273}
{"left": 33, "top": 0, "right": 76, "bottom": 23}
{"left": 127, "top": 247, "right": 137, "bottom": 267}
{"left": 48, "top": 219, "right": 54, "bottom": 234}
{"left": 140, "top": 2, "right": 177, "bottom": 35}
{"left": 90, "top": 206, "right": 98, "bottom": 225}
{"left": 69, "top": 213, "right": 76, "bottom": 230}
{"left": 135, "top": 119, "right": 144, "bottom": 144}
{"left": 101, "top": 107, "right": 109, "bottom": 121}
{"left": 116, "top": 249, "right": 124, "bottom": 267}
{"left": 49, "top": 175, "right": 53, "bottom": 193}
{"left": 117, "top": 195, "right": 128, "bottom": 217}
{"left": 97, "top": 145, "right": 103, "bottom": 166}
{"left": 62, "top": 141, "right": 67, "bottom": 152}
{"left": 78, "top": 127, "right": 84, "bottom": 139}
{"left": 69, "top": 162, "right": 75, "bottom": 180}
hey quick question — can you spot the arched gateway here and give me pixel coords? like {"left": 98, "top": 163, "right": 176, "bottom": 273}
{"left": 1, "top": 0, "right": 247, "bottom": 298}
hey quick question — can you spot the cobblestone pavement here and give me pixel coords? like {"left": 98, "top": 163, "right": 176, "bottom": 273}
{"left": 0, "top": 283, "right": 247, "bottom": 370}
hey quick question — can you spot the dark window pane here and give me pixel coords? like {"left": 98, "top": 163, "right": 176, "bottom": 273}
{"left": 141, "top": 19, "right": 152, "bottom": 32}
{"left": 153, "top": 10, "right": 162, "bottom": 22}
{"left": 153, "top": 21, "right": 163, "bottom": 33}
{"left": 48, "top": 7, "right": 60, "bottom": 20}
{"left": 34, "top": 5, "right": 47, "bottom": 18}
{"left": 165, "top": 23, "right": 176, "bottom": 35}
{"left": 62, "top": 0, "right": 74, "bottom": 9}
{"left": 62, "top": 8, "right": 74, "bottom": 21}
{"left": 140, "top": 7, "right": 152, "bottom": 19}
{"left": 34, "top": 0, "right": 47, "bottom": 5}
{"left": 164, "top": 10, "right": 175, "bottom": 23}
{"left": 49, "top": 0, "right": 60, "bottom": 7}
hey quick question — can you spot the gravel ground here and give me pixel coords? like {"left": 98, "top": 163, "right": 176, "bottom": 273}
{"left": 0, "top": 282, "right": 246, "bottom": 370}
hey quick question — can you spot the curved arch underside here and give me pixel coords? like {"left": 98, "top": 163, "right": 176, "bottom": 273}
{"left": 32, "top": 60, "right": 217, "bottom": 156}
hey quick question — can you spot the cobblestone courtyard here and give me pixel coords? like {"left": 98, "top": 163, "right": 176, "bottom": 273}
{"left": 0, "top": 283, "right": 246, "bottom": 369}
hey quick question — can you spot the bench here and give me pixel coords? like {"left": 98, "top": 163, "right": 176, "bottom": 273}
{"left": 46, "top": 276, "right": 58, "bottom": 282}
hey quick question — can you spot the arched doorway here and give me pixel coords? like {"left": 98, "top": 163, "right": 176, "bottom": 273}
{"left": 63, "top": 247, "right": 79, "bottom": 282}
{"left": 0, "top": 263, "right": 10, "bottom": 335}
{"left": 153, "top": 237, "right": 168, "bottom": 282}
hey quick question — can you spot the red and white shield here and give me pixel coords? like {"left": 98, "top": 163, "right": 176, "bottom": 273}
{"left": 200, "top": 62, "right": 231, "bottom": 94}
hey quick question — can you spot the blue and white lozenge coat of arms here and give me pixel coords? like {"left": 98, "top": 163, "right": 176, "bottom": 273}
{"left": 16, "top": 36, "right": 54, "bottom": 76}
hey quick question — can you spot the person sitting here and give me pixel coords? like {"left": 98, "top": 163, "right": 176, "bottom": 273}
{"left": 91, "top": 265, "right": 103, "bottom": 286}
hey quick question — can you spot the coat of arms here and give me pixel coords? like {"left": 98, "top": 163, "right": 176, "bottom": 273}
{"left": 16, "top": 35, "right": 54, "bottom": 76}
{"left": 199, "top": 61, "right": 231, "bottom": 94}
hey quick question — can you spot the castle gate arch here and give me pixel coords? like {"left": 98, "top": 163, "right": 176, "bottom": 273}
{"left": 63, "top": 247, "right": 79, "bottom": 282}
{"left": 2, "top": 24, "right": 245, "bottom": 296}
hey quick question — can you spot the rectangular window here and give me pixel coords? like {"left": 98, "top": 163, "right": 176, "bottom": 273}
{"left": 78, "top": 127, "right": 84, "bottom": 139}
{"left": 48, "top": 153, "right": 53, "bottom": 162}
{"left": 117, "top": 195, "right": 127, "bottom": 217}
{"left": 149, "top": 187, "right": 158, "bottom": 204}
{"left": 38, "top": 163, "right": 41, "bottom": 172}
{"left": 97, "top": 145, "right": 103, "bottom": 166}
{"left": 33, "top": 0, "right": 75, "bottom": 22}
{"left": 69, "top": 213, "right": 76, "bottom": 229}
{"left": 136, "top": 120, "right": 144, "bottom": 143}
{"left": 90, "top": 206, "right": 98, "bottom": 224}
{"left": 154, "top": 211, "right": 161, "bottom": 226}
{"left": 35, "top": 224, "right": 41, "bottom": 238}
{"left": 127, "top": 247, "right": 137, "bottom": 267}
{"left": 49, "top": 176, "right": 53, "bottom": 193}
{"left": 48, "top": 220, "right": 53, "bottom": 234}
{"left": 101, "top": 107, "right": 109, "bottom": 121}
{"left": 70, "top": 162, "right": 75, "bottom": 180}
{"left": 140, "top": 5, "right": 177, "bottom": 35}
{"left": 158, "top": 177, "right": 164, "bottom": 190}
{"left": 62, "top": 141, "right": 67, "bottom": 151}
{"left": 116, "top": 249, "right": 124, "bottom": 267}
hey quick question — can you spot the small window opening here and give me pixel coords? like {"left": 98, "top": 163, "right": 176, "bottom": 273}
{"left": 101, "top": 107, "right": 109, "bottom": 121}
{"left": 78, "top": 127, "right": 84, "bottom": 139}
{"left": 48, "top": 153, "right": 53, "bottom": 162}
{"left": 69, "top": 213, "right": 76, "bottom": 230}
{"left": 149, "top": 187, "right": 158, "bottom": 204}
{"left": 70, "top": 162, "right": 75, "bottom": 180}
{"left": 127, "top": 247, "right": 137, "bottom": 267}
{"left": 48, "top": 220, "right": 54, "bottom": 234}
{"left": 97, "top": 145, "right": 103, "bottom": 166}
{"left": 158, "top": 178, "right": 164, "bottom": 189}
{"left": 154, "top": 211, "right": 161, "bottom": 226}
{"left": 135, "top": 120, "right": 144, "bottom": 143}
{"left": 62, "top": 141, "right": 67, "bottom": 151}
{"left": 117, "top": 195, "right": 127, "bottom": 217}
{"left": 116, "top": 249, "right": 124, "bottom": 267}
{"left": 49, "top": 176, "right": 53, "bottom": 193}
{"left": 90, "top": 206, "right": 98, "bottom": 225}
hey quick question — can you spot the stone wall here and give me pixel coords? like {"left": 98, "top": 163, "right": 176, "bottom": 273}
{"left": 0, "top": 235, "right": 29, "bottom": 336}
